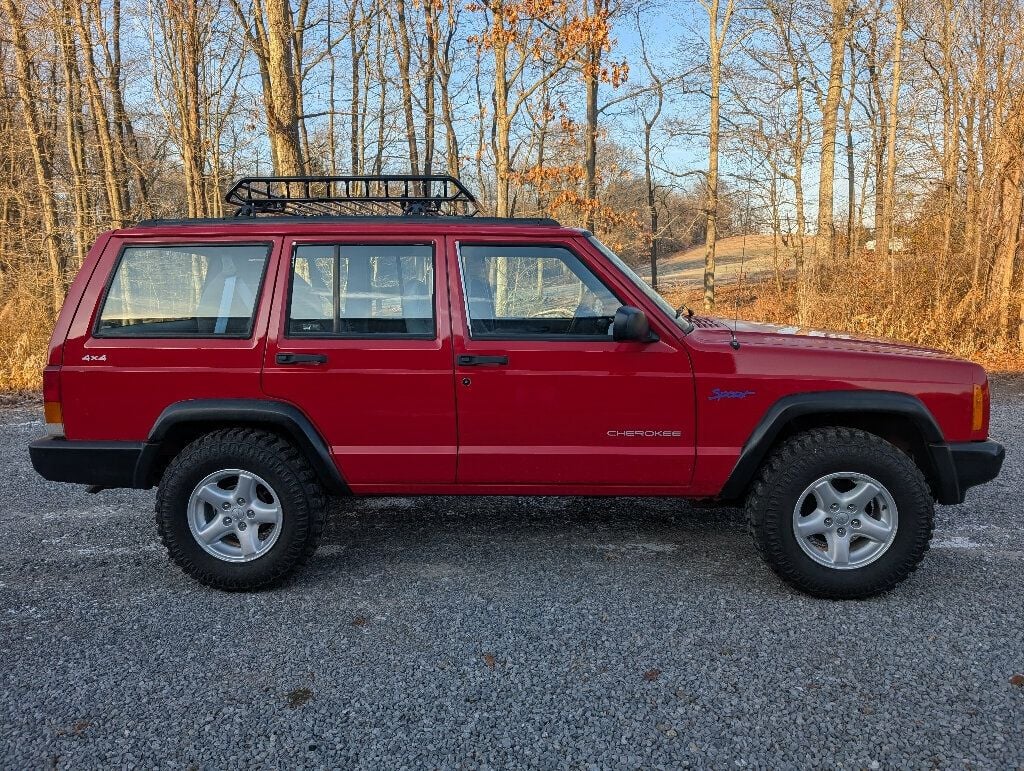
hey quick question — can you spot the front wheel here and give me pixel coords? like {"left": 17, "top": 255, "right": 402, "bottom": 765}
{"left": 746, "top": 427, "right": 934, "bottom": 599}
{"left": 155, "top": 428, "right": 327, "bottom": 590}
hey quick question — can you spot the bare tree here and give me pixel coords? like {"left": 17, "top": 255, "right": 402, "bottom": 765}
{"left": 2, "top": 0, "right": 65, "bottom": 310}
{"left": 229, "top": 0, "right": 305, "bottom": 174}
{"left": 698, "top": 0, "right": 738, "bottom": 310}
{"left": 812, "top": 0, "right": 855, "bottom": 281}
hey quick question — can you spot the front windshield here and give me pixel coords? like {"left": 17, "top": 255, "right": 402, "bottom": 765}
{"left": 586, "top": 235, "right": 694, "bottom": 334}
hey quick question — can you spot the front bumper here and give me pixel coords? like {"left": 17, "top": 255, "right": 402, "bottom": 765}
{"left": 29, "top": 437, "right": 144, "bottom": 488}
{"left": 949, "top": 439, "right": 1005, "bottom": 491}
{"left": 929, "top": 439, "right": 1005, "bottom": 505}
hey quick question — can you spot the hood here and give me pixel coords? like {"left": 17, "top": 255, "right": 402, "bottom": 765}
{"left": 691, "top": 316, "right": 955, "bottom": 359}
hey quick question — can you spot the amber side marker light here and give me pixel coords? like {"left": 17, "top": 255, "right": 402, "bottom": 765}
{"left": 971, "top": 384, "right": 985, "bottom": 433}
{"left": 43, "top": 401, "right": 64, "bottom": 437}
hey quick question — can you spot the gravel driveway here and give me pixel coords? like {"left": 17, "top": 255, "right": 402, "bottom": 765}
{"left": 1, "top": 381, "right": 1022, "bottom": 769}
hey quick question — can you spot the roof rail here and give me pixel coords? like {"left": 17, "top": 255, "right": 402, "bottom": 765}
{"left": 225, "top": 174, "right": 480, "bottom": 218}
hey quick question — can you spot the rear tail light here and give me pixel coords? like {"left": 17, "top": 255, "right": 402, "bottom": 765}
{"left": 971, "top": 382, "right": 988, "bottom": 434}
{"left": 42, "top": 365, "right": 64, "bottom": 438}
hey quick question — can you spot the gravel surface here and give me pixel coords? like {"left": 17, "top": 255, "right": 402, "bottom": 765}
{"left": 1, "top": 380, "right": 1022, "bottom": 769}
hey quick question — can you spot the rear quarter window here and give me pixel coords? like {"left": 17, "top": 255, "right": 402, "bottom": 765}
{"left": 96, "top": 243, "right": 270, "bottom": 338}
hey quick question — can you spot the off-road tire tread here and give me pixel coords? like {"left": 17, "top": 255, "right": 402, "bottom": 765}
{"left": 156, "top": 428, "right": 327, "bottom": 590}
{"left": 746, "top": 427, "right": 934, "bottom": 599}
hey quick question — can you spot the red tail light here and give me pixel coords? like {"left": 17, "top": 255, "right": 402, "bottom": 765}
{"left": 971, "top": 379, "right": 990, "bottom": 438}
{"left": 42, "top": 365, "right": 64, "bottom": 437}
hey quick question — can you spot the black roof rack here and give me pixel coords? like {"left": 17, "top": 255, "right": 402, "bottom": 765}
{"left": 226, "top": 174, "right": 480, "bottom": 218}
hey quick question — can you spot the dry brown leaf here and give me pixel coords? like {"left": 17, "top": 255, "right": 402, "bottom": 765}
{"left": 286, "top": 687, "right": 313, "bottom": 708}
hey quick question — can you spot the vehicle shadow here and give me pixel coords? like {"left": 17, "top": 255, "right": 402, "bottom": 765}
{"left": 312, "top": 495, "right": 752, "bottom": 578}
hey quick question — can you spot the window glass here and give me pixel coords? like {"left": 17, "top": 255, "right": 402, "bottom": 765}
{"left": 97, "top": 244, "right": 269, "bottom": 337}
{"left": 288, "top": 244, "right": 434, "bottom": 337}
{"left": 459, "top": 245, "right": 621, "bottom": 338}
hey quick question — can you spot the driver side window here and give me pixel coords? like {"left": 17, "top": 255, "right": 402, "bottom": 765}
{"left": 459, "top": 245, "right": 621, "bottom": 339}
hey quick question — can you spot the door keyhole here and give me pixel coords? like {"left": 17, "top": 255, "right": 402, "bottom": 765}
{"left": 461, "top": 377, "right": 471, "bottom": 386}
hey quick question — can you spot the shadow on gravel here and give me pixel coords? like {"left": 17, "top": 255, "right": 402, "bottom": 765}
{"left": 305, "top": 495, "right": 757, "bottom": 586}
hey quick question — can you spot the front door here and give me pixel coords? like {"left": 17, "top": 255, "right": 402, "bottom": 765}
{"left": 448, "top": 238, "right": 695, "bottom": 489}
{"left": 262, "top": 236, "right": 457, "bottom": 487}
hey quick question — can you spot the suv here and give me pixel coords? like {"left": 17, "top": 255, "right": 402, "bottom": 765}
{"left": 29, "top": 175, "right": 1004, "bottom": 598}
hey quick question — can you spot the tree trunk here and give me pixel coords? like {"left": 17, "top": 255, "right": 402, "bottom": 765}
{"left": 56, "top": 0, "right": 90, "bottom": 267}
{"left": 390, "top": 0, "right": 420, "bottom": 175}
{"left": 583, "top": 0, "right": 603, "bottom": 232}
{"left": 814, "top": 0, "right": 852, "bottom": 284}
{"left": 701, "top": 0, "right": 735, "bottom": 311}
{"left": 264, "top": 0, "right": 304, "bottom": 174}
{"left": 3, "top": 0, "right": 66, "bottom": 311}
{"left": 878, "top": 1, "right": 905, "bottom": 286}
{"left": 71, "top": 0, "right": 125, "bottom": 227}
{"left": 492, "top": 6, "right": 512, "bottom": 218}
{"left": 423, "top": 0, "right": 437, "bottom": 176}
{"left": 844, "top": 37, "right": 856, "bottom": 262}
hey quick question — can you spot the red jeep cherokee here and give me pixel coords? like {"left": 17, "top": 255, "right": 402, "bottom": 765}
{"left": 29, "top": 175, "right": 1004, "bottom": 598}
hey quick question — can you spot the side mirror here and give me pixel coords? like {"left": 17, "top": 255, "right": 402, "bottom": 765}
{"left": 613, "top": 306, "right": 658, "bottom": 342}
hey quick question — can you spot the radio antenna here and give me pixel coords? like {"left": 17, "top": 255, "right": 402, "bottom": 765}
{"left": 730, "top": 144, "right": 755, "bottom": 351}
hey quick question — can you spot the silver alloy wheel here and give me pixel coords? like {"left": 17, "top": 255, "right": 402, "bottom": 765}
{"left": 791, "top": 471, "right": 898, "bottom": 570}
{"left": 187, "top": 469, "right": 283, "bottom": 563}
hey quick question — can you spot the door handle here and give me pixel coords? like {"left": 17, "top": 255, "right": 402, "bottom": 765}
{"left": 457, "top": 354, "right": 508, "bottom": 366}
{"left": 276, "top": 352, "right": 328, "bottom": 365}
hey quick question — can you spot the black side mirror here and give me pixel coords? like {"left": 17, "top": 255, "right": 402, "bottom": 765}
{"left": 613, "top": 306, "right": 658, "bottom": 342}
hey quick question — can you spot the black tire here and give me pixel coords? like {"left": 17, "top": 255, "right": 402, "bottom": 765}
{"left": 155, "top": 428, "right": 327, "bottom": 590}
{"left": 746, "top": 427, "right": 934, "bottom": 599}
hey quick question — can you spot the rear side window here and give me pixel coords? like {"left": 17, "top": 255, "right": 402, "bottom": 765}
{"left": 97, "top": 244, "right": 270, "bottom": 337}
{"left": 288, "top": 244, "right": 434, "bottom": 337}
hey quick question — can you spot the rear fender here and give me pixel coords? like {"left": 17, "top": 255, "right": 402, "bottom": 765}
{"left": 135, "top": 399, "right": 348, "bottom": 494}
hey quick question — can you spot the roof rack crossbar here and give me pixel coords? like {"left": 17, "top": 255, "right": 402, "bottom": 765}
{"left": 226, "top": 174, "right": 479, "bottom": 218}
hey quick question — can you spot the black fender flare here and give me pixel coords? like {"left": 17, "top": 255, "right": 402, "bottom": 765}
{"left": 718, "top": 390, "right": 960, "bottom": 504}
{"left": 134, "top": 398, "right": 349, "bottom": 494}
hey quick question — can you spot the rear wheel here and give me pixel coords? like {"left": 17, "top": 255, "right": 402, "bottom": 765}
{"left": 156, "top": 428, "right": 327, "bottom": 590}
{"left": 746, "top": 427, "right": 934, "bottom": 599}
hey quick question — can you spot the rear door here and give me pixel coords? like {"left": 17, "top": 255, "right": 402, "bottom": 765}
{"left": 261, "top": 235, "right": 457, "bottom": 487}
{"left": 448, "top": 236, "right": 695, "bottom": 489}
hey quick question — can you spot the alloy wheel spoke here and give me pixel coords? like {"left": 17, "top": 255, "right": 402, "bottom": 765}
{"left": 796, "top": 509, "right": 831, "bottom": 538}
{"left": 197, "top": 483, "right": 234, "bottom": 511}
{"left": 196, "top": 517, "right": 233, "bottom": 545}
{"left": 811, "top": 480, "right": 842, "bottom": 511}
{"left": 237, "top": 525, "right": 262, "bottom": 557}
{"left": 234, "top": 472, "right": 258, "bottom": 505}
{"left": 827, "top": 532, "right": 851, "bottom": 566}
{"left": 855, "top": 515, "right": 894, "bottom": 543}
{"left": 841, "top": 480, "right": 881, "bottom": 512}
{"left": 249, "top": 500, "right": 281, "bottom": 525}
